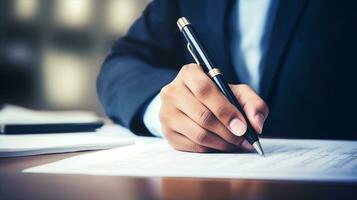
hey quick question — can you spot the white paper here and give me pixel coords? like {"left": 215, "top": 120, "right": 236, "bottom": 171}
{"left": 0, "top": 105, "right": 100, "bottom": 124}
{"left": 24, "top": 138, "right": 357, "bottom": 182}
{"left": 0, "top": 125, "right": 135, "bottom": 157}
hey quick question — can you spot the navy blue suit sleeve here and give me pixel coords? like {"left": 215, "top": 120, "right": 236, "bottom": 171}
{"left": 97, "top": 0, "right": 185, "bottom": 136}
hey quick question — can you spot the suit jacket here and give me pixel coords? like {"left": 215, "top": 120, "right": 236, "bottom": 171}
{"left": 97, "top": 0, "right": 357, "bottom": 140}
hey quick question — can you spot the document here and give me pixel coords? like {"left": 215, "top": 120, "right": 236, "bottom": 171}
{"left": 24, "top": 138, "right": 357, "bottom": 182}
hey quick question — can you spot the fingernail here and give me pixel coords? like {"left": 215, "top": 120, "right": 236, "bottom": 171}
{"left": 255, "top": 113, "right": 266, "bottom": 134}
{"left": 229, "top": 118, "right": 247, "bottom": 136}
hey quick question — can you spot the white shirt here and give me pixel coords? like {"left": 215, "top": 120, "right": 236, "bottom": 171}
{"left": 144, "top": 0, "right": 278, "bottom": 137}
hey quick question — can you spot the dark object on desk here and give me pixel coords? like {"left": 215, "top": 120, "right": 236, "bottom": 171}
{"left": 0, "top": 105, "right": 104, "bottom": 134}
{"left": 177, "top": 17, "right": 264, "bottom": 156}
{"left": 1, "top": 122, "right": 104, "bottom": 134}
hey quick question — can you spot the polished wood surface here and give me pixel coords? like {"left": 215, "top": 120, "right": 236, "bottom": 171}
{"left": 1, "top": 152, "right": 356, "bottom": 200}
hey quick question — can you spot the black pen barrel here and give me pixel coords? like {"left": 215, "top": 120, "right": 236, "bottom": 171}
{"left": 178, "top": 17, "right": 260, "bottom": 146}
{"left": 180, "top": 25, "right": 216, "bottom": 72}
{"left": 212, "top": 75, "right": 259, "bottom": 144}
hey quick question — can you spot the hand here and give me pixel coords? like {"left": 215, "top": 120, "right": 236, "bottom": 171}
{"left": 159, "top": 64, "right": 269, "bottom": 153}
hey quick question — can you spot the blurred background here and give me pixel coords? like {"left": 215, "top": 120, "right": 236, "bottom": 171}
{"left": 0, "top": 0, "right": 150, "bottom": 115}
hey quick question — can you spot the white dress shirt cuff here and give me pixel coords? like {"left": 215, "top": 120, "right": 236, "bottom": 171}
{"left": 143, "top": 94, "right": 163, "bottom": 137}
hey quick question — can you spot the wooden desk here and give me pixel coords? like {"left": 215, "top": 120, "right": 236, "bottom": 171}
{"left": 1, "top": 152, "right": 356, "bottom": 200}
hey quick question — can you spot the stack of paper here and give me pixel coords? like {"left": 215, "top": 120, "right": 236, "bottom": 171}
{"left": 0, "top": 105, "right": 101, "bottom": 124}
{"left": 0, "top": 105, "right": 135, "bottom": 157}
{"left": 0, "top": 131, "right": 134, "bottom": 157}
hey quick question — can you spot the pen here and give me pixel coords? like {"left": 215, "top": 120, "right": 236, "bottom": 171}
{"left": 177, "top": 17, "right": 265, "bottom": 156}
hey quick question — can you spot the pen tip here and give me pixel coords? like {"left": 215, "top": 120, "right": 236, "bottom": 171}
{"left": 252, "top": 141, "right": 265, "bottom": 157}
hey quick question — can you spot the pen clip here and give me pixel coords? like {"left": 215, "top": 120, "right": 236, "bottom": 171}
{"left": 187, "top": 43, "right": 201, "bottom": 65}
